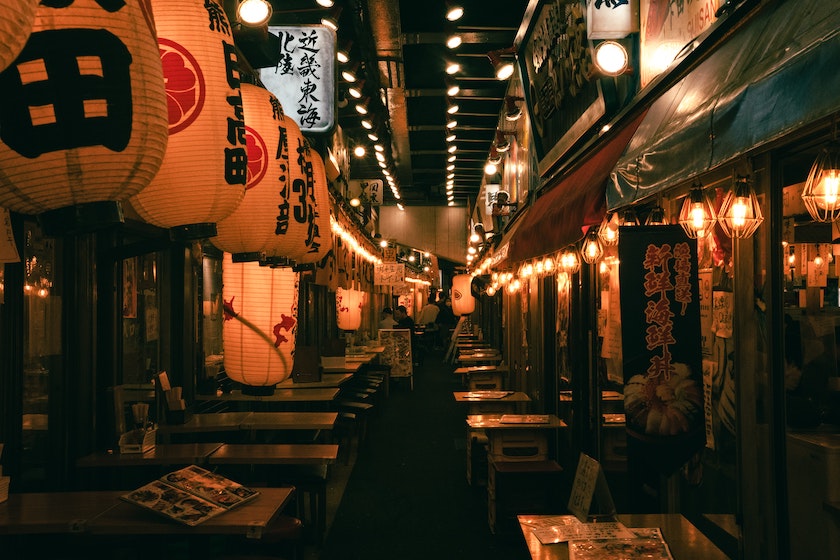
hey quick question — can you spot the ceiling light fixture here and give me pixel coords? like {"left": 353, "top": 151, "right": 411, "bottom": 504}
{"left": 316, "top": 0, "right": 335, "bottom": 6}
{"left": 236, "top": 0, "right": 272, "bottom": 27}
{"left": 446, "top": 82, "right": 460, "bottom": 97}
{"left": 446, "top": 119, "right": 458, "bottom": 129}
{"left": 487, "top": 46, "right": 517, "bottom": 80}
{"left": 320, "top": 6, "right": 342, "bottom": 31}
{"left": 341, "top": 61, "right": 360, "bottom": 82}
{"left": 361, "top": 118, "right": 374, "bottom": 130}
{"left": 445, "top": 61, "right": 461, "bottom": 75}
{"left": 367, "top": 132, "right": 379, "bottom": 141}
{"left": 446, "top": 34, "right": 462, "bottom": 49}
{"left": 354, "top": 97, "right": 371, "bottom": 115}
{"left": 504, "top": 96, "right": 524, "bottom": 121}
{"left": 447, "top": 103, "right": 459, "bottom": 114}
{"left": 445, "top": 1, "right": 464, "bottom": 21}
{"left": 347, "top": 79, "right": 365, "bottom": 98}
{"left": 353, "top": 145, "right": 366, "bottom": 157}
{"left": 374, "top": 143, "right": 384, "bottom": 152}
{"left": 448, "top": 155, "right": 456, "bottom": 163}
{"left": 447, "top": 144, "right": 457, "bottom": 153}
{"left": 494, "top": 130, "right": 511, "bottom": 152}
{"left": 487, "top": 146, "right": 502, "bottom": 165}
{"left": 446, "top": 132, "right": 456, "bottom": 142}
{"left": 336, "top": 40, "right": 352, "bottom": 63}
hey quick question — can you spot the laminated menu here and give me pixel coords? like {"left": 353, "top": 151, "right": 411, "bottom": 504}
{"left": 121, "top": 464, "right": 260, "bottom": 526}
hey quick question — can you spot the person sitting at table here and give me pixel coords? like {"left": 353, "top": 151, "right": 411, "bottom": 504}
{"left": 393, "top": 305, "right": 414, "bottom": 330}
{"left": 379, "top": 307, "right": 397, "bottom": 329}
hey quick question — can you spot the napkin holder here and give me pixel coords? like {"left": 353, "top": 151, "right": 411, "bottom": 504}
{"left": 118, "top": 426, "right": 157, "bottom": 454}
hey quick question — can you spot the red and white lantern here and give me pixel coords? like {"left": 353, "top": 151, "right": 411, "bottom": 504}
{"left": 0, "top": 0, "right": 37, "bottom": 72}
{"left": 452, "top": 274, "right": 476, "bottom": 316}
{"left": 336, "top": 287, "right": 363, "bottom": 331}
{"left": 213, "top": 83, "right": 287, "bottom": 255}
{"left": 222, "top": 253, "right": 298, "bottom": 391}
{"left": 130, "top": 0, "right": 247, "bottom": 235}
{"left": 0, "top": 0, "right": 168, "bottom": 216}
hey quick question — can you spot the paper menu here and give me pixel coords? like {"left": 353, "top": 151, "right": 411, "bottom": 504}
{"left": 524, "top": 515, "right": 636, "bottom": 544}
{"left": 567, "top": 528, "right": 675, "bottom": 560}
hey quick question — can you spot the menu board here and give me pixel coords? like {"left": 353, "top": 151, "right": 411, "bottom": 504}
{"left": 379, "top": 329, "right": 413, "bottom": 388}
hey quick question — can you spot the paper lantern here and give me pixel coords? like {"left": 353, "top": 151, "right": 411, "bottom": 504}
{"left": 213, "top": 82, "right": 287, "bottom": 256}
{"left": 130, "top": 0, "right": 247, "bottom": 237}
{"left": 291, "top": 148, "right": 331, "bottom": 264}
{"left": 0, "top": 0, "right": 168, "bottom": 220}
{"left": 451, "top": 274, "right": 476, "bottom": 316}
{"left": 263, "top": 118, "right": 317, "bottom": 260}
{"left": 0, "top": 0, "right": 37, "bottom": 72}
{"left": 336, "top": 287, "right": 363, "bottom": 331}
{"left": 222, "top": 253, "right": 298, "bottom": 393}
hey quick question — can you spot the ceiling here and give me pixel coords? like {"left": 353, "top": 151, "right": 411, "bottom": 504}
{"left": 237, "top": 0, "right": 531, "bottom": 208}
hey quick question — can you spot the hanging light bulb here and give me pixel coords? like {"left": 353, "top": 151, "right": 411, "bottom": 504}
{"left": 679, "top": 182, "right": 716, "bottom": 238}
{"left": 581, "top": 229, "right": 604, "bottom": 264}
{"left": 598, "top": 212, "right": 619, "bottom": 246}
{"left": 560, "top": 248, "right": 580, "bottom": 273}
{"left": 802, "top": 142, "right": 840, "bottom": 222}
{"left": 719, "top": 174, "right": 764, "bottom": 239}
{"left": 645, "top": 205, "right": 668, "bottom": 226}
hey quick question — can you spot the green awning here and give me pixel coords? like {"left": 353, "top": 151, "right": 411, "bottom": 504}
{"left": 608, "top": 0, "right": 840, "bottom": 209}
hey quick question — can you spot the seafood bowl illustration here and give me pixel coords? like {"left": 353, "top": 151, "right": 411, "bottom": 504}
{"left": 624, "top": 362, "right": 703, "bottom": 438}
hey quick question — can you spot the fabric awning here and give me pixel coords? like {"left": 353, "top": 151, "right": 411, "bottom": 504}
{"left": 503, "top": 111, "right": 647, "bottom": 265}
{"left": 609, "top": 0, "right": 840, "bottom": 209}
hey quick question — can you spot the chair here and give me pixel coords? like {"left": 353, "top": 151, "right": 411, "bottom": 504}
{"left": 272, "top": 465, "right": 329, "bottom": 545}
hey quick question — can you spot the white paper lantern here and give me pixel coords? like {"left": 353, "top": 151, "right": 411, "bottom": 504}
{"left": 292, "top": 147, "right": 332, "bottom": 264}
{"left": 130, "top": 0, "right": 247, "bottom": 236}
{"left": 264, "top": 118, "right": 316, "bottom": 260}
{"left": 0, "top": 0, "right": 168, "bottom": 217}
{"left": 0, "top": 0, "right": 37, "bottom": 72}
{"left": 336, "top": 287, "right": 363, "bottom": 331}
{"left": 452, "top": 274, "right": 476, "bottom": 316}
{"left": 213, "top": 83, "right": 287, "bottom": 255}
{"left": 223, "top": 253, "right": 298, "bottom": 392}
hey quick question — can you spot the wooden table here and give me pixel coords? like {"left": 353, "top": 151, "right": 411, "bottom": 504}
{"left": 276, "top": 373, "right": 354, "bottom": 389}
{"left": 457, "top": 353, "right": 503, "bottom": 365}
{"left": 197, "top": 387, "right": 340, "bottom": 404}
{"left": 0, "top": 491, "right": 123, "bottom": 534}
{"left": 158, "top": 412, "right": 252, "bottom": 435}
{"left": 88, "top": 487, "right": 295, "bottom": 537}
{"left": 454, "top": 391, "right": 530, "bottom": 413}
{"left": 76, "top": 443, "right": 224, "bottom": 468}
{"left": 518, "top": 513, "right": 730, "bottom": 559}
{"left": 454, "top": 365, "right": 509, "bottom": 375}
{"left": 322, "top": 361, "right": 362, "bottom": 373}
{"left": 240, "top": 411, "right": 337, "bottom": 431}
{"left": 207, "top": 443, "right": 339, "bottom": 466}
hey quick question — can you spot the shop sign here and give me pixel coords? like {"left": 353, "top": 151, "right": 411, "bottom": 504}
{"left": 519, "top": 0, "right": 605, "bottom": 175}
{"left": 587, "top": 0, "right": 639, "bottom": 40}
{"left": 262, "top": 25, "right": 335, "bottom": 134}
{"left": 640, "top": 0, "right": 723, "bottom": 87}
{"left": 374, "top": 262, "right": 405, "bottom": 285}
{"left": 618, "top": 225, "right": 704, "bottom": 476}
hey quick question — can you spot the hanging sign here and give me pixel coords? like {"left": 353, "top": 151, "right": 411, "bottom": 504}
{"left": 586, "top": 0, "right": 639, "bottom": 40}
{"left": 361, "top": 179, "right": 383, "bottom": 205}
{"left": 618, "top": 225, "right": 704, "bottom": 477}
{"left": 262, "top": 25, "right": 335, "bottom": 134}
{"left": 374, "top": 262, "right": 405, "bottom": 285}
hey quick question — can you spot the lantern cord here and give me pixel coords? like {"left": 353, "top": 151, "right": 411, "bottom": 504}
{"left": 223, "top": 303, "right": 290, "bottom": 366}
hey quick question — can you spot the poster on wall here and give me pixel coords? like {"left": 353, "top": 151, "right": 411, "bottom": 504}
{"left": 618, "top": 225, "right": 704, "bottom": 476}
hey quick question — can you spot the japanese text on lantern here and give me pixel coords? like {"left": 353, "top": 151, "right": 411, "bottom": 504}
{"left": 263, "top": 25, "right": 336, "bottom": 134}
{"left": 292, "top": 138, "right": 319, "bottom": 253}
{"left": 642, "top": 242, "right": 692, "bottom": 381}
{"left": 221, "top": 40, "right": 247, "bottom": 186}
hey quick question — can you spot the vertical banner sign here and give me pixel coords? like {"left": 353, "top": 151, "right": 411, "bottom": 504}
{"left": 618, "top": 226, "right": 704, "bottom": 476}
{"left": 262, "top": 25, "right": 335, "bottom": 134}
